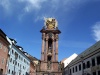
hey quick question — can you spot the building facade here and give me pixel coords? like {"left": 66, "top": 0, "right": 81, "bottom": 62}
{"left": 36, "top": 18, "right": 62, "bottom": 75}
{"left": 7, "top": 38, "right": 30, "bottom": 75}
{"left": 0, "top": 29, "right": 10, "bottom": 75}
{"left": 63, "top": 41, "right": 100, "bottom": 75}
{"left": 27, "top": 54, "right": 39, "bottom": 75}
{"left": 62, "top": 53, "right": 78, "bottom": 68}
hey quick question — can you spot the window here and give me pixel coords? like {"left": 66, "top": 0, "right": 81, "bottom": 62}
{"left": 12, "top": 50, "right": 14, "bottom": 54}
{"left": 79, "top": 64, "right": 81, "bottom": 71}
{"left": 24, "top": 59, "right": 26, "bottom": 63}
{"left": 0, "top": 43, "right": 2, "bottom": 49}
{"left": 15, "top": 61, "right": 17, "bottom": 65}
{"left": 75, "top": 66, "right": 77, "bottom": 72}
{"left": 73, "top": 67, "right": 74, "bottom": 73}
{"left": 19, "top": 55, "right": 20, "bottom": 59}
{"left": 97, "top": 56, "right": 100, "bottom": 65}
{"left": 98, "top": 70, "right": 100, "bottom": 75}
{"left": 23, "top": 66, "right": 24, "bottom": 69}
{"left": 87, "top": 61, "right": 90, "bottom": 68}
{"left": 0, "top": 69, "right": 3, "bottom": 75}
{"left": 92, "top": 58, "right": 95, "bottom": 66}
{"left": 92, "top": 72, "right": 96, "bottom": 75}
{"left": 83, "top": 63, "right": 86, "bottom": 69}
{"left": 18, "top": 63, "right": 19, "bottom": 67}
{"left": 4, "top": 46, "right": 6, "bottom": 52}
{"left": 70, "top": 69, "right": 71, "bottom": 74}
{"left": 19, "top": 72, "right": 21, "bottom": 75}
{"left": 27, "top": 62, "right": 28, "bottom": 65}
{"left": 20, "top": 64, "right": 21, "bottom": 68}
{"left": 10, "top": 58, "right": 12, "bottom": 62}
{"left": 13, "top": 60, "right": 15, "bottom": 64}
{"left": 24, "top": 67, "right": 26, "bottom": 69}
{"left": 12, "top": 71, "right": 14, "bottom": 74}
{"left": 21, "top": 57, "right": 23, "bottom": 61}
{"left": 2, "top": 58, "right": 5, "bottom": 64}
{"left": 8, "top": 69, "right": 10, "bottom": 74}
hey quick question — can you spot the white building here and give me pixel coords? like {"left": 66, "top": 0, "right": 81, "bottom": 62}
{"left": 7, "top": 38, "right": 30, "bottom": 75}
{"left": 63, "top": 53, "right": 78, "bottom": 68}
{"left": 63, "top": 41, "right": 100, "bottom": 75}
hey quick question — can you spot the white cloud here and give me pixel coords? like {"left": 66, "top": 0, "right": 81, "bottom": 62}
{"left": 0, "top": 0, "right": 47, "bottom": 13}
{"left": 34, "top": 16, "right": 44, "bottom": 22}
{"left": 92, "top": 22, "right": 100, "bottom": 41}
{"left": 34, "top": 14, "right": 54, "bottom": 22}
{"left": 0, "top": 0, "right": 88, "bottom": 13}
{"left": 19, "top": 0, "right": 47, "bottom": 12}
{"left": 0, "top": 0, "right": 90, "bottom": 21}
{"left": 0, "top": 0, "right": 11, "bottom": 13}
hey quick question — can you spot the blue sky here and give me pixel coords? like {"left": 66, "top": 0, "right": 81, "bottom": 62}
{"left": 0, "top": 0, "right": 100, "bottom": 61}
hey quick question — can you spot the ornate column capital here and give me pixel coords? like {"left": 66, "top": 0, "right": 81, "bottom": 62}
{"left": 52, "top": 38, "right": 55, "bottom": 41}
{"left": 51, "top": 34, "right": 55, "bottom": 41}
{"left": 55, "top": 34, "right": 59, "bottom": 40}
{"left": 46, "top": 38, "right": 48, "bottom": 41}
{"left": 55, "top": 53, "right": 58, "bottom": 54}
{"left": 42, "top": 33, "right": 45, "bottom": 40}
{"left": 46, "top": 34, "right": 49, "bottom": 41}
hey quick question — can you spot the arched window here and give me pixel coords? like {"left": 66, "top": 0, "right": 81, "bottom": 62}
{"left": 48, "top": 39, "right": 52, "bottom": 49}
{"left": 12, "top": 49, "right": 14, "bottom": 54}
{"left": 83, "top": 63, "right": 86, "bottom": 69}
{"left": 12, "top": 71, "right": 14, "bottom": 74}
{"left": 15, "top": 61, "right": 17, "bottom": 65}
{"left": 13, "top": 60, "right": 15, "bottom": 64}
{"left": 19, "top": 55, "right": 20, "bottom": 60}
{"left": 18, "top": 63, "right": 19, "bottom": 67}
{"left": 10, "top": 58, "right": 12, "bottom": 62}
{"left": 8, "top": 69, "right": 10, "bottom": 74}
{"left": 24, "top": 59, "right": 26, "bottom": 63}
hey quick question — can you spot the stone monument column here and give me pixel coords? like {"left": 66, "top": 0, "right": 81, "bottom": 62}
{"left": 45, "top": 34, "right": 48, "bottom": 62}
{"left": 55, "top": 34, "right": 58, "bottom": 61}
{"left": 40, "top": 18, "right": 62, "bottom": 75}
{"left": 41, "top": 33, "right": 45, "bottom": 61}
{"left": 52, "top": 38, "right": 55, "bottom": 62}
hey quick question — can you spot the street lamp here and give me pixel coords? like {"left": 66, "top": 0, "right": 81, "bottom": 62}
{"left": 14, "top": 52, "right": 18, "bottom": 75}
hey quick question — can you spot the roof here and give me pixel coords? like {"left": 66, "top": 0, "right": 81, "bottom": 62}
{"left": 16, "top": 45, "right": 23, "bottom": 50}
{"left": 63, "top": 53, "right": 78, "bottom": 67}
{"left": 61, "top": 58, "right": 67, "bottom": 63}
{"left": 0, "top": 29, "right": 6, "bottom": 36}
{"left": 0, "top": 29, "right": 10, "bottom": 45}
{"left": 27, "top": 54, "right": 39, "bottom": 61}
{"left": 40, "top": 28, "right": 61, "bottom": 34}
{"left": 9, "top": 38, "right": 17, "bottom": 44}
{"left": 66, "top": 41, "right": 100, "bottom": 67}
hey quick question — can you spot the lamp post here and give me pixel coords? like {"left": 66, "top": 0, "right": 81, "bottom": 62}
{"left": 14, "top": 52, "right": 18, "bottom": 75}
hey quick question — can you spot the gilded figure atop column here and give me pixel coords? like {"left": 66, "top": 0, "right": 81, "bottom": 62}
{"left": 44, "top": 18, "right": 58, "bottom": 30}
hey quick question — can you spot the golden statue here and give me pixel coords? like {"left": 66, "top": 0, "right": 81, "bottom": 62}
{"left": 44, "top": 18, "right": 58, "bottom": 30}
